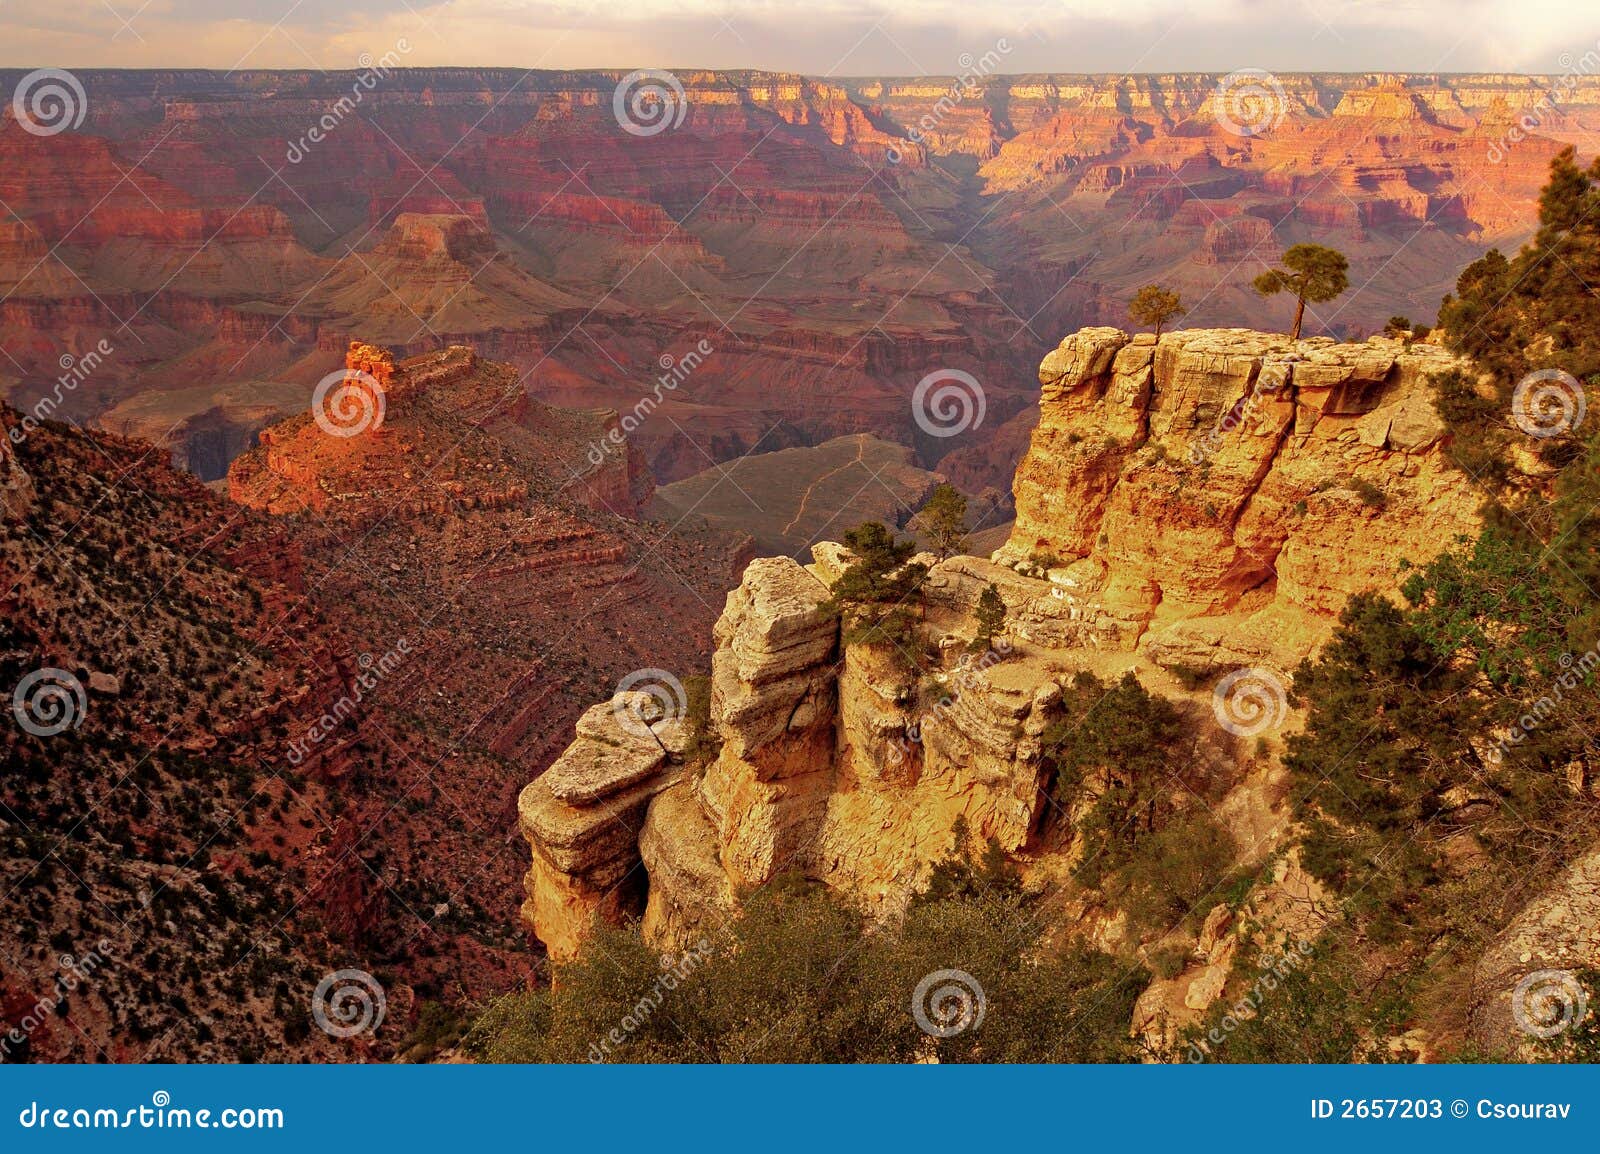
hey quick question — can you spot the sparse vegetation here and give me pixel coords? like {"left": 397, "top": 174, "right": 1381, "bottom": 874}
{"left": 970, "top": 583, "right": 1007, "bottom": 653}
{"left": 1253, "top": 243, "right": 1351, "bottom": 340}
{"left": 912, "top": 482, "right": 969, "bottom": 559}
{"left": 466, "top": 863, "right": 1144, "bottom": 1064}
{"left": 1129, "top": 284, "right": 1185, "bottom": 337}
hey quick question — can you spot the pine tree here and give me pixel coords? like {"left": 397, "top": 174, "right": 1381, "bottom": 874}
{"left": 820, "top": 521, "right": 929, "bottom": 661}
{"left": 1253, "top": 244, "right": 1350, "bottom": 340}
{"left": 913, "top": 483, "right": 968, "bottom": 558}
{"left": 1128, "top": 285, "right": 1184, "bottom": 337}
{"left": 971, "top": 582, "right": 1006, "bottom": 651}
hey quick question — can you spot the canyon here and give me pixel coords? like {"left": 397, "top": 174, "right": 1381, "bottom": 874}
{"left": 0, "top": 68, "right": 1586, "bottom": 513}
{"left": 5, "top": 63, "right": 1599, "bottom": 1064}
{"left": 515, "top": 321, "right": 1530, "bottom": 1051}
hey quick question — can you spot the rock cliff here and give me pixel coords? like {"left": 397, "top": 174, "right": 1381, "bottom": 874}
{"left": 996, "top": 327, "right": 1481, "bottom": 668}
{"left": 518, "top": 325, "right": 1480, "bottom": 965}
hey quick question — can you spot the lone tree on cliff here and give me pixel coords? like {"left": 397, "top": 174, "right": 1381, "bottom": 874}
{"left": 913, "top": 483, "right": 968, "bottom": 559}
{"left": 970, "top": 583, "right": 1007, "bottom": 653}
{"left": 1253, "top": 244, "right": 1350, "bottom": 340}
{"left": 1128, "top": 285, "right": 1184, "bottom": 337}
{"left": 821, "top": 521, "right": 929, "bottom": 659}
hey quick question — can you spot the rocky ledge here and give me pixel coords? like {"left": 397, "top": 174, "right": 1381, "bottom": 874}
{"left": 996, "top": 326, "right": 1480, "bottom": 668}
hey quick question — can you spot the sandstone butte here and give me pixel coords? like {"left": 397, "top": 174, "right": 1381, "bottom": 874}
{"left": 516, "top": 322, "right": 1539, "bottom": 1053}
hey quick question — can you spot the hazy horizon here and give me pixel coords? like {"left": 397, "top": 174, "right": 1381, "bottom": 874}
{"left": 1, "top": 1, "right": 1590, "bottom": 76}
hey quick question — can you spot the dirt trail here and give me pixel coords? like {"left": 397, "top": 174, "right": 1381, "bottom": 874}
{"left": 781, "top": 434, "right": 870, "bottom": 536}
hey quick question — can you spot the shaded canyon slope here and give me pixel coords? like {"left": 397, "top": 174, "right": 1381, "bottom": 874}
{"left": 0, "top": 335, "right": 750, "bottom": 1060}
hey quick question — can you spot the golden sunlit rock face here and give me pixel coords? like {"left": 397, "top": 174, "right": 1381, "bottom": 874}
{"left": 998, "top": 326, "right": 1482, "bottom": 668}
{"left": 517, "top": 321, "right": 1484, "bottom": 962}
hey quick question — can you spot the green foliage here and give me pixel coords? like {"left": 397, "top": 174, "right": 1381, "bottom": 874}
{"left": 1253, "top": 243, "right": 1350, "bottom": 339}
{"left": 1441, "top": 148, "right": 1600, "bottom": 386}
{"left": 1111, "top": 812, "right": 1236, "bottom": 938}
{"left": 1179, "top": 936, "right": 1389, "bottom": 1063}
{"left": 1039, "top": 671, "right": 1197, "bottom": 897}
{"left": 1129, "top": 284, "right": 1185, "bottom": 337}
{"left": 465, "top": 872, "right": 1142, "bottom": 1063}
{"left": 820, "top": 521, "right": 930, "bottom": 665}
{"left": 970, "top": 582, "right": 1007, "bottom": 652}
{"left": 912, "top": 483, "right": 969, "bottom": 558}
{"left": 1435, "top": 149, "right": 1600, "bottom": 479}
{"left": 1347, "top": 477, "right": 1386, "bottom": 508}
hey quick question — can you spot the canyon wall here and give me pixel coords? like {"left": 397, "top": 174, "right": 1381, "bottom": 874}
{"left": 2, "top": 69, "right": 1584, "bottom": 502}
{"left": 517, "top": 324, "right": 1481, "bottom": 961}
{"left": 995, "top": 327, "right": 1482, "bottom": 667}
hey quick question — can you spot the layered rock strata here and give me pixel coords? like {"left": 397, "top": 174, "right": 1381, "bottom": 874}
{"left": 516, "top": 692, "right": 689, "bottom": 961}
{"left": 518, "top": 325, "right": 1486, "bottom": 961}
{"left": 996, "top": 327, "right": 1481, "bottom": 666}
{"left": 520, "top": 550, "right": 1070, "bottom": 958}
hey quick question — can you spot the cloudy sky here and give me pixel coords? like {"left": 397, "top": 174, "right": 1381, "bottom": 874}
{"left": 0, "top": 0, "right": 1590, "bottom": 74}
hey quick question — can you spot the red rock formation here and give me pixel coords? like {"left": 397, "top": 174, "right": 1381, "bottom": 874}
{"left": 4, "top": 69, "right": 1575, "bottom": 502}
